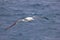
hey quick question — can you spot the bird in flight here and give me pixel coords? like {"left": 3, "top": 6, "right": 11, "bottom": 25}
{"left": 5, "top": 16, "right": 49, "bottom": 30}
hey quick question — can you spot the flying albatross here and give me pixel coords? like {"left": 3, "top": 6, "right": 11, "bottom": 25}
{"left": 5, "top": 16, "right": 49, "bottom": 30}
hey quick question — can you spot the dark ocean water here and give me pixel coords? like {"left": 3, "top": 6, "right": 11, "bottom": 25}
{"left": 0, "top": 0, "right": 60, "bottom": 40}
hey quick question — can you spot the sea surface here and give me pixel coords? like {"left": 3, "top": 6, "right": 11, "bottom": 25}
{"left": 0, "top": 0, "right": 60, "bottom": 40}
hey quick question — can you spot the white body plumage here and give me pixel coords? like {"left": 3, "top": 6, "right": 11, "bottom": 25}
{"left": 22, "top": 17, "right": 34, "bottom": 22}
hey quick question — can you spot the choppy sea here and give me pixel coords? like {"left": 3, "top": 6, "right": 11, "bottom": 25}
{"left": 0, "top": 0, "right": 60, "bottom": 40}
